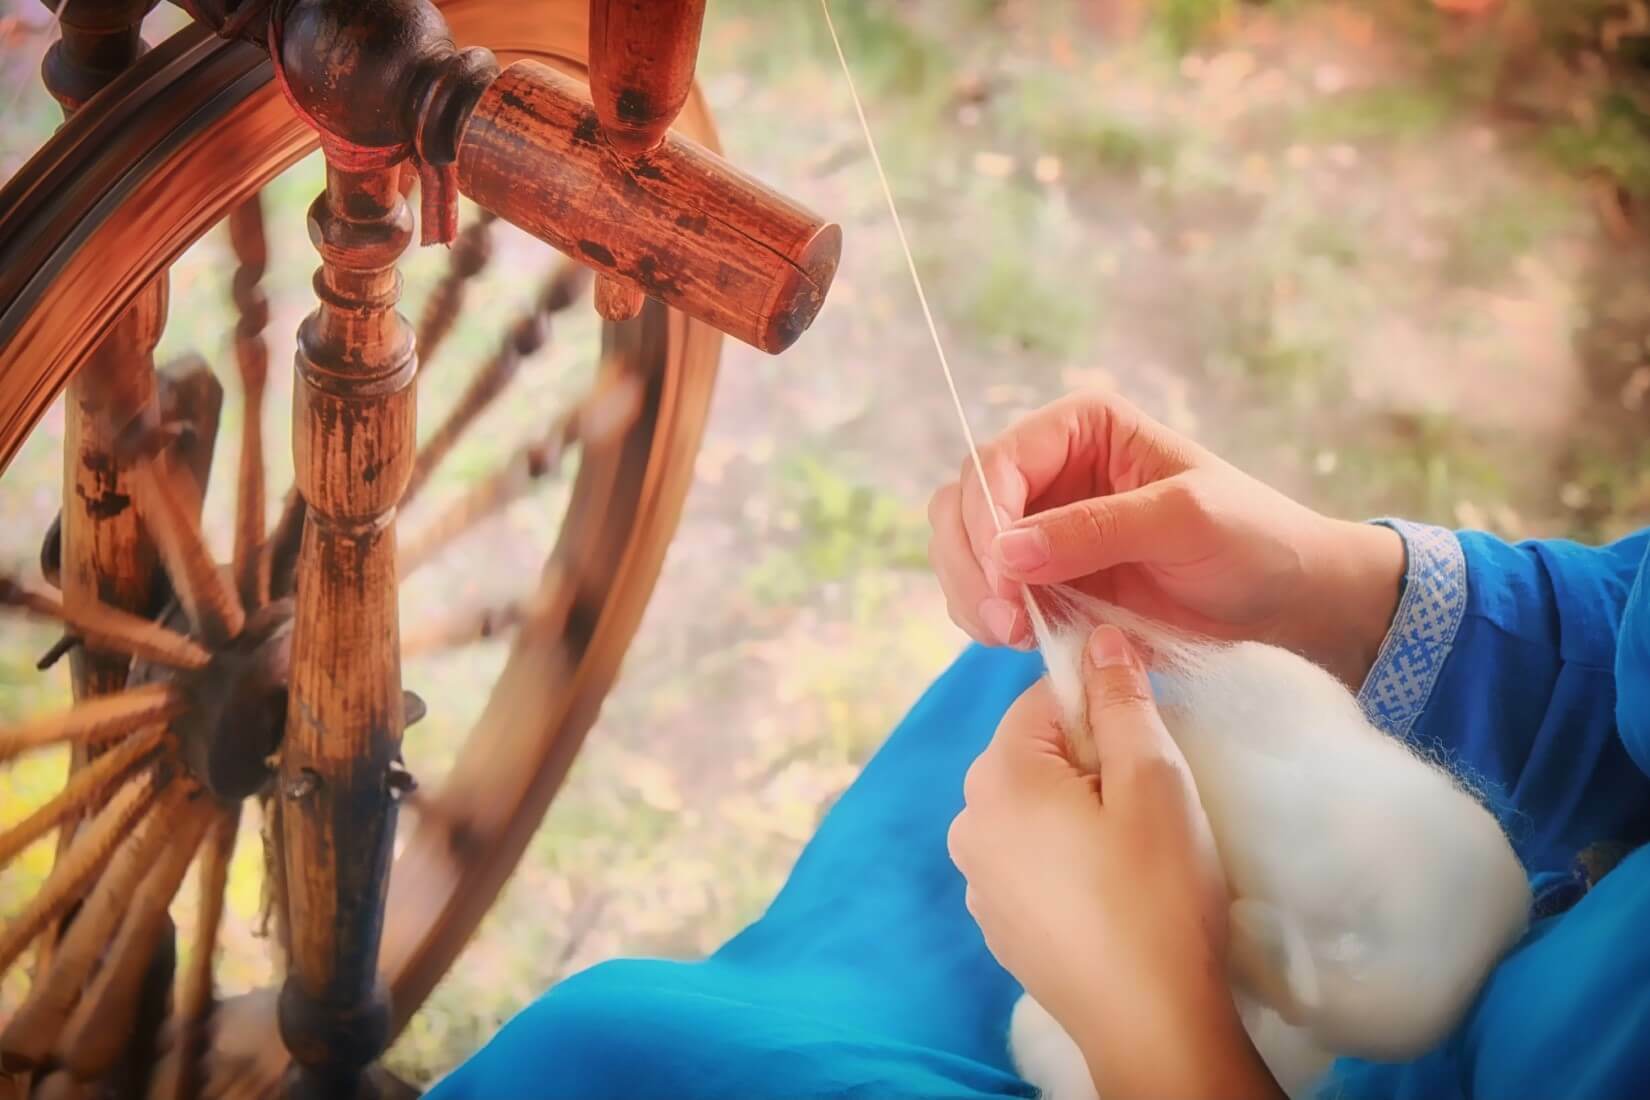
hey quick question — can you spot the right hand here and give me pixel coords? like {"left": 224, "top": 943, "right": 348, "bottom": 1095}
{"left": 925, "top": 389, "right": 1405, "bottom": 687}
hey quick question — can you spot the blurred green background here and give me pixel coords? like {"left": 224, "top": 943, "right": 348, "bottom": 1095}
{"left": 2, "top": 0, "right": 1649, "bottom": 1085}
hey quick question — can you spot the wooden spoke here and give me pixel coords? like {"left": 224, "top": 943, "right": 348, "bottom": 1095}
{"left": 0, "top": 771, "right": 159, "bottom": 978}
{"left": 58, "top": 798, "right": 213, "bottom": 1080}
{"left": 414, "top": 209, "right": 496, "bottom": 376}
{"left": 0, "top": 575, "right": 210, "bottom": 672}
{"left": 154, "top": 355, "right": 226, "bottom": 521}
{"left": 398, "top": 374, "right": 644, "bottom": 577}
{"left": 255, "top": 791, "right": 290, "bottom": 966}
{"left": 0, "top": 683, "right": 185, "bottom": 766}
{"left": 30, "top": 1072, "right": 87, "bottom": 1100}
{"left": 0, "top": 780, "right": 193, "bottom": 1071}
{"left": 129, "top": 448, "right": 245, "bottom": 647}
{"left": 157, "top": 802, "right": 239, "bottom": 1100}
{"left": 402, "top": 259, "right": 591, "bottom": 507}
{"left": 228, "top": 195, "right": 271, "bottom": 611}
{"left": 402, "top": 596, "right": 530, "bottom": 658}
{"left": 0, "top": 724, "right": 165, "bottom": 872}
{"left": 589, "top": 0, "right": 707, "bottom": 156}
{"left": 264, "top": 489, "right": 307, "bottom": 604}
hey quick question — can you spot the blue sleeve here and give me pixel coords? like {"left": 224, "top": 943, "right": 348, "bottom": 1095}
{"left": 1357, "top": 521, "right": 1650, "bottom": 874}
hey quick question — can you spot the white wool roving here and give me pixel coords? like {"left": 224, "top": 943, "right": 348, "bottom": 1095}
{"left": 1008, "top": 585, "right": 1532, "bottom": 1100}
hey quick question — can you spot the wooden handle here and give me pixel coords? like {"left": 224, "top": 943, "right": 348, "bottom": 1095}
{"left": 589, "top": 0, "right": 706, "bottom": 156}
{"left": 456, "top": 61, "right": 840, "bottom": 354}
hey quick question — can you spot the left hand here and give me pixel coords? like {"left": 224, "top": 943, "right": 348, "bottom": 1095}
{"left": 947, "top": 624, "right": 1282, "bottom": 1099}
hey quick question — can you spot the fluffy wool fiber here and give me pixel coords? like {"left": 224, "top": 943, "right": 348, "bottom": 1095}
{"left": 1007, "top": 587, "right": 1532, "bottom": 1099}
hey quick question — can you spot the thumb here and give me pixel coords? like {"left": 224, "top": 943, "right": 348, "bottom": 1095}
{"left": 1082, "top": 625, "right": 1170, "bottom": 767}
{"left": 990, "top": 478, "right": 1193, "bottom": 586}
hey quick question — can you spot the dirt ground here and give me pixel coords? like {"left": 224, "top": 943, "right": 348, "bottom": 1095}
{"left": 1, "top": 0, "right": 1648, "bottom": 1082}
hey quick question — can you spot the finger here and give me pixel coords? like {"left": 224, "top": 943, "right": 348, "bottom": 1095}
{"left": 1081, "top": 625, "right": 1180, "bottom": 774}
{"left": 975, "top": 390, "right": 1193, "bottom": 518}
{"left": 988, "top": 678, "right": 1075, "bottom": 762}
{"left": 927, "top": 483, "right": 1000, "bottom": 644}
{"left": 957, "top": 446, "right": 1029, "bottom": 600}
{"left": 992, "top": 475, "right": 1201, "bottom": 586}
{"left": 947, "top": 811, "right": 976, "bottom": 875}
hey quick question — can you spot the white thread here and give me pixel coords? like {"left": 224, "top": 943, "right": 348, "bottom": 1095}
{"left": 817, "top": 0, "right": 1056, "bottom": 645}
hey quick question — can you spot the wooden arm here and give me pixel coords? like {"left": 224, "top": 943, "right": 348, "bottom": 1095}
{"left": 455, "top": 61, "right": 840, "bottom": 354}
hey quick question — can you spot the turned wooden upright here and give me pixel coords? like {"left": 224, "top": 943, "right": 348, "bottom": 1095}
{"left": 277, "top": 158, "right": 412, "bottom": 1100}
{"left": 268, "top": 6, "right": 425, "bottom": 1095}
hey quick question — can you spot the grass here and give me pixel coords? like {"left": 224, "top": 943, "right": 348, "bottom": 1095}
{"left": 1315, "top": 410, "right": 1516, "bottom": 529}
{"left": 1438, "top": 185, "right": 1576, "bottom": 288}
{"left": 1205, "top": 285, "right": 1335, "bottom": 399}
{"left": 961, "top": 248, "right": 1098, "bottom": 358}
{"left": 1560, "top": 438, "right": 1650, "bottom": 543}
{"left": 745, "top": 451, "right": 930, "bottom": 606}
{"left": 1294, "top": 84, "right": 1455, "bottom": 143}
{"left": 1541, "top": 94, "right": 1650, "bottom": 198}
{"left": 1148, "top": 0, "right": 1240, "bottom": 56}
{"left": 1008, "top": 71, "right": 1181, "bottom": 180}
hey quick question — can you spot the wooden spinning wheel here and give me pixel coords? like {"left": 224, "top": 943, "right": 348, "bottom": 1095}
{"left": 0, "top": 1, "right": 840, "bottom": 1097}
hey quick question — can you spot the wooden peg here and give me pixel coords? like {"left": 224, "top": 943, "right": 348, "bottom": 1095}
{"left": 594, "top": 275, "right": 645, "bottom": 322}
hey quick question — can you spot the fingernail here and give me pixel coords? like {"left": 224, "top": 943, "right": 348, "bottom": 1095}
{"left": 1088, "top": 625, "right": 1131, "bottom": 668}
{"left": 994, "top": 528, "right": 1049, "bottom": 573}
{"left": 980, "top": 598, "right": 1021, "bottom": 645}
{"left": 982, "top": 557, "right": 1002, "bottom": 593}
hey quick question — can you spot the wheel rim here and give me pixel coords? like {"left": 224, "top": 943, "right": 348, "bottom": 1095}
{"left": 0, "top": 0, "right": 724, "bottom": 1089}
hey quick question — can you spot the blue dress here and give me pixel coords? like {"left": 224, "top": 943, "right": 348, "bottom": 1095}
{"left": 428, "top": 521, "right": 1650, "bottom": 1099}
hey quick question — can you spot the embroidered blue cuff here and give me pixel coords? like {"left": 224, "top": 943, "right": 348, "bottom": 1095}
{"left": 1356, "top": 519, "right": 1467, "bottom": 739}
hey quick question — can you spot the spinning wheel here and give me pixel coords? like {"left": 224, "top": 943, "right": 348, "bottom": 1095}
{"left": 0, "top": 1, "right": 839, "bottom": 1096}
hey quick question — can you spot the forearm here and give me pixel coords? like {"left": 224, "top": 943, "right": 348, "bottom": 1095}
{"left": 1070, "top": 974, "right": 1287, "bottom": 1100}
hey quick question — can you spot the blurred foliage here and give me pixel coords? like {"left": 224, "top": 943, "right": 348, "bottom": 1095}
{"left": 746, "top": 453, "right": 930, "bottom": 605}
{"left": 1542, "top": 94, "right": 1650, "bottom": 196}
{"left": 1296, "top": 83, "right": 1454, "bottom": 141}
{"left": 1150, "top": 0, "right": 1240, "bottom": 54}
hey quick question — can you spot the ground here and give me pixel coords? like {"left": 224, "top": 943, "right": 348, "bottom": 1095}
{"left": 1, "top": 0, "right": 1648, "bottom": 1085}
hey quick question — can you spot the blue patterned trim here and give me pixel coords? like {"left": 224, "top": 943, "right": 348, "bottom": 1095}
{"left": 1357, "top": 519, "right": 1467, "bottom": 738}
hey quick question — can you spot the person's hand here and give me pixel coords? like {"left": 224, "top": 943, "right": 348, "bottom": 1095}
{"left": 947, "top": 624, "right": 1283, "bottom": 1100}
{"left": 926, "top": 389, "right": 1404, "bottom": 687}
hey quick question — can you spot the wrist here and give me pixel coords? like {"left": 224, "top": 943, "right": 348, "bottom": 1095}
{"left": 1292, "top": 518, "right": 1405, "bottom": 689}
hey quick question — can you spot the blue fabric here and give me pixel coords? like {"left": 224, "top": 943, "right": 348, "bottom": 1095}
{"left": 1397, "top": 528, "right": 1650, "bottom": 874}
{"left": 429, "top": 643, "right": 1045, "bottom": 1099}
{"left": 431, "top": 525, "right": 1650, "bottom": 1100}
{"left": 1321, "top": 846, "right": 1650, "bottom": 1100}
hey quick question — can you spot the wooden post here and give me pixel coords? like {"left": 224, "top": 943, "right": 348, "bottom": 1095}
{"left": 38, "top": 11, "right": 166, "bottom": 1047}
{"left": 59, "top": 295, "right": 164, "bottom": 703}
{"left": 43, "top": 0, "right": 166, "bottom": 741}
{"left": 588, "top": 0, "right": 707, "bottom": 156}
{"left": 276, "top": 156, "right": 414, "bottom": 1100}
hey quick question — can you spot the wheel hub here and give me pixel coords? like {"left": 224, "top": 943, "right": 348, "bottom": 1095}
{"left": 128, "top": 597, "right": 292, "bottom": 803}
